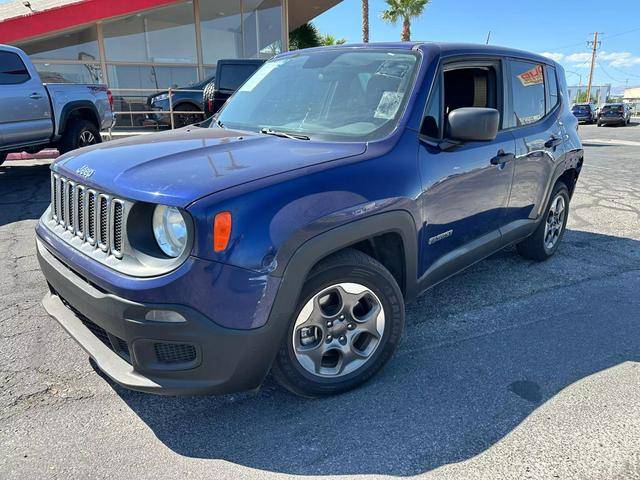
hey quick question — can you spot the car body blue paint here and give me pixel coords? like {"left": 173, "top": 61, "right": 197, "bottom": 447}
{"left": 37, "top": 42, "right": 583, "bottom": 394}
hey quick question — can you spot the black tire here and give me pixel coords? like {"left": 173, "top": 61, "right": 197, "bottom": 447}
{"left": 516, "top": 182, "right": 570, "bottom": 261}
{"left": 597, "top": 122, "right": 602, "bottom": 127}
{"left": 0, "top": 152, "right": 6, "bottom": 166}
{"left": 58, "top": 119, "right": 101, "bottom": 154}
{"left": 172, "top": 103, "right": 204, "bottom": 128}
{"left": 202, "top": 81, "right": 216, "bottom": 117}
{"left": 272, "top": 248, "right": 405, "bottom": 397}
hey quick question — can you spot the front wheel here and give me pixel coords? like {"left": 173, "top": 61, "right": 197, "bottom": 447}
{"left": 272, "top": 249, "right": 405, "bottom": 397}
{"left": 516, "top": 182, "right": 570, "bottom": 261}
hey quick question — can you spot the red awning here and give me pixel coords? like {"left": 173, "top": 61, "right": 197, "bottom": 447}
{"left": 0, "top": 0, "right": 183, "bottom": 44}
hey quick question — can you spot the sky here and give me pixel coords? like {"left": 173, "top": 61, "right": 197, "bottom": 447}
{"left": 314, "top": 0, "right": 640, "bottom": 92}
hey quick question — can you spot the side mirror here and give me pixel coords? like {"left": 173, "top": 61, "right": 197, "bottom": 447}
{"left": 447, "top": 107, "right": 500, "bottom": 142}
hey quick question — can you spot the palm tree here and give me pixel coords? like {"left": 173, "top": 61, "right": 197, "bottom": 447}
{"left": 289, "top": 23, "right": 322, "bottom": 50}
{"left": 381, "top": 0, "right": 430, "bottom": 42}
{"left": 320, "top": 34, "right": 347, "bottom": 46}
{"left": 362, "top": 0, "right": 369, "bottom": 43}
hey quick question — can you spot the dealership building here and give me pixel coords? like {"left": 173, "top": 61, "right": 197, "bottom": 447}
{"left": 0, "top": 0, "right": 340, "bottom": 127}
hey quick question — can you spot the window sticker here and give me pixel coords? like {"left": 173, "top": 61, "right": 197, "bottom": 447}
{"left": 517, "top": 64, "right": 543, "bottom": 86}
{"left": 374, "top": 91, "right": 403, "bottom": 120}
{"left": 239, "top": 59, "right": 287, "bottom": 92}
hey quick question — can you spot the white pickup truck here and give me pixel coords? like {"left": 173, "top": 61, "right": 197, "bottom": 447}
{"left": 0, "top": 45, "right": 114, "bottom": 165}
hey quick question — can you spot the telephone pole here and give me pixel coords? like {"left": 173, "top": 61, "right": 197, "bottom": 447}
{"left": 585, "top": 32, "right": 602, "bottom": 103}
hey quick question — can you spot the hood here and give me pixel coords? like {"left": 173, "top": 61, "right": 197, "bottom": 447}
{"left": 53, "top": 127, "right": 367, "bottom": 207}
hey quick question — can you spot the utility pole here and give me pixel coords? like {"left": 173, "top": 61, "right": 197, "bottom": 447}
{"left": 485, "top": 30, "right": 491, "bottom": 45}
{"left": 586, "top": 32, "right": 602, "bottom": 103}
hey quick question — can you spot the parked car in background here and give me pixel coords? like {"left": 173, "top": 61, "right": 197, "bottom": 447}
{"left": 571, "top": 103, "right": 597, "bottom": 124}
{"left": 202, "top": 59, "right": 264, "bottom": 117}
{"left": 37, "top": 43, "right": 583, "bottom": 398}
{"left": 597, "top": 103, "right": 632, "bottom": 126}
{"left": 0, "top": 45, "right": 114, "bottom": 166}
{"left": 146, "top": 76, "right": 214, "bottom": 129}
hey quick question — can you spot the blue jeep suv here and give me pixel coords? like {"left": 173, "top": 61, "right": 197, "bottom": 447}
{"left": 37, "top": 43, "right": 583, "bottom": 397}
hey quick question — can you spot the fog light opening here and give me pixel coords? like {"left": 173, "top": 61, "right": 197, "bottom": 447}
{"left": 144, "top": 310, "right": 187, "bottom": 323}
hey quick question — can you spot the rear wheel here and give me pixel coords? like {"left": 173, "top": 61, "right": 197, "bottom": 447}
{"left": 516, "top": 182, "right": 570, "bottom": 261}
{"left": 272, "top": 249, "right": 405, "bottom": 397}
{"left": 58, "top": 119, "right": 101, "bottom": 154}
{"left": 173, "top": 104, "right": 203, "bottom": 128}
{"left": 0, "top": 152, "right": 6, "bottom": 166}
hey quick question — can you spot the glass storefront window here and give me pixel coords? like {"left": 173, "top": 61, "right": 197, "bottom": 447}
{"left": 107, "top": 64, "right": 198, "bottom": 127}
{"left": 34, "top": 63, "right": 104, "bottom": 84}
{"left": 243, "top": 0, "right": 282, "bottom": 59}
{"left": 17, "top": 27, "right": 99, "bottom": 61}
{"left": 103, "top": 3, "right": 197, "bottom": 63}
{"left": 199, "top": 0, "right": 243, "bottom": 65}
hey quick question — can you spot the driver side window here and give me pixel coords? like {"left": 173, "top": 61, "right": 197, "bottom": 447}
{"left": 421, "top": 61, "right": 502, "bottom": 139}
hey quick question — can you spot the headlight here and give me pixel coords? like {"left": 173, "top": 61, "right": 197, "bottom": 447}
{"left": 152, "top": 205, "right": 187, "bottom": 257}
{"left": 153, "top": 93, "right": 171, "bottom": 102}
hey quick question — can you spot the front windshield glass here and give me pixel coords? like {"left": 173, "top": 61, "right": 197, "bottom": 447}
{"left": 215, "top": 49, "right": 419, "bottom": 141}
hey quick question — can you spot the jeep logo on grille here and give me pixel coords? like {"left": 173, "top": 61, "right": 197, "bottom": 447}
{"left": 76, "top": 165, "right": 95, "bottom": 179}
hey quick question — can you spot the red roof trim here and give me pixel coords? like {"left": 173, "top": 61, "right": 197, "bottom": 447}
{"left": 0, "top": 0, "right": 184, "bottom": 44}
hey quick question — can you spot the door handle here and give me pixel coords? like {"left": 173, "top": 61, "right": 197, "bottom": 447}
{"left": 544, "top": 135, "right": 562, "bottom": 148}
{"left": 490, "top": 150, "right": 515, "bottom": 165}
{"left": 29, "top": 93, "right": 43, "bottom": 99}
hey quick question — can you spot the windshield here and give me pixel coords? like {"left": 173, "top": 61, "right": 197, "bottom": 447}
{"left": 572, "top": 105, "right": 590, "bottom": 111}
{"left": 602, "top": 105, "right": 623, "bottom": 112}
{"left": 215, "top": 49, "right": 420, "bottom": 141}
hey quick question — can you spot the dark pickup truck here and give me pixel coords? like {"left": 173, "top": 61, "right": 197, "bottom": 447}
{"left": 37, "top": 43, "right": 583, "bottom": 398}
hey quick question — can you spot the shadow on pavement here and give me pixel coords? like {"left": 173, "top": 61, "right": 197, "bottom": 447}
{"left": 0, "top": 162, "right": 51, "bottom": 227}
{"left": 104, "top": 229, "right": 640, "bottom": 477}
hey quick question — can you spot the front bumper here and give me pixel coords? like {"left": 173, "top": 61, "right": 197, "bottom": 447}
{"left": 37, "top": 238, "right": 285, "bottom": 395}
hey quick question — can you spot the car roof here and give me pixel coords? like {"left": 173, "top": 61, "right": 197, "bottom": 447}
{"left": 282, "top": 42, "right": 555, "bottom": 66}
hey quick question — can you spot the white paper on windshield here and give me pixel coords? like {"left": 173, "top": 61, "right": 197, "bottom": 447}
{"left": 374, "top": 91, "right": 403, "bottom": 120}
{"left": 239, "top": 60, "right": 285, "bottom": 92}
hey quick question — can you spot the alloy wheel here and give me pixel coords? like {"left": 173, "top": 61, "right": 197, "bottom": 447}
{"left": 79, "top": 130, "right": 96, "bottom": 147}
{"left": 291, "top": 282, "right": 385, "bottom": 378}
{"left": 544, "top": 194, "right": 566, "bottom": 250}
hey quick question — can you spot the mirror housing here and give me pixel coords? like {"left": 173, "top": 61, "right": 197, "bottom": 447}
{"left": 447, "top": 107, "right": 500, "bottom": 142}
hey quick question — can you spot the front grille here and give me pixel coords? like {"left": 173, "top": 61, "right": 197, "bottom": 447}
{"left": 153, "top": 343, "right": 197, "bottom": 364}
{"left": 50, "top": 172, "right": 126, "bottom": 259}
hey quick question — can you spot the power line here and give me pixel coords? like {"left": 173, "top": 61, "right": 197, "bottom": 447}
{"left": 597, "top": 60, "right": 626, "bottom": 83}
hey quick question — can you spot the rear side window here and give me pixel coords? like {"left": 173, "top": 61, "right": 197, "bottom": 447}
{"left": 545, "top": 66, "right": 559, "bottom": 113}
{"left": 217, "top": 64, "right": 261, "bottom": 92}
{"left": 0, "top": 51, "right": 30, "bottom": 85}
{"left": 509, "top": 60, "right": 545, "bottom": 126}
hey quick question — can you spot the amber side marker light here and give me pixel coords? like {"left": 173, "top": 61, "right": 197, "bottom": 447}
{"left": 213, "top": 211, "right": 232, "bottom": 252}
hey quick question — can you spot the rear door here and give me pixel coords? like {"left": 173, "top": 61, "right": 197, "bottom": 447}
{"left": 0, "top": 50, "right": 52, "bottom": 148}
{"left": 503, "top": 59, "right": 564, "bottom": 230}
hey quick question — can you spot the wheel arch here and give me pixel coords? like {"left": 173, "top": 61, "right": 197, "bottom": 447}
{"left": 267, "top": 210, "right": 418, "bottom": 337}
{"left": 58, "top": 101, "right": 100, "bottom": 135}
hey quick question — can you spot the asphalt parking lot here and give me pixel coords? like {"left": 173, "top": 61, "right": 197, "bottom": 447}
{"left": 1, "top": 123, "right": 639, "bottom": 479}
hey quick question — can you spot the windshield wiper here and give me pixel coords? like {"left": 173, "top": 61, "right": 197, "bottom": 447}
{"left": 260, "top": 128, "right": 310, "bottom": 141}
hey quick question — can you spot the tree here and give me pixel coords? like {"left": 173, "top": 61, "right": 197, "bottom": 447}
{"left": 289, "top": 23, "right": 321, "bottom": 50}
{"left": 362, "top": 0, "right": 369, "bottom": 43}
{"left": 381, "top": 0, "right": 430, "bottom": 42}
{"left": 320, "top": 34, "right": 347, "bottom": 46}
{"left": 575, "top": 91, "right": 597, "bottom": 103}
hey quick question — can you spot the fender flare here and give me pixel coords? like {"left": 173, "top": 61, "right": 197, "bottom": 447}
{"left": 172, "top": 100, "right": 203, "bottom": 111}
{"left": 59, "top": 101, "right": 100, "bottom": 135}
{"left": 266, "top": 210, "right": 419, "bottom": 337}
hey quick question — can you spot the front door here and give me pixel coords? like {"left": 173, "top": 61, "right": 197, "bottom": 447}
{"left": 0, "top": 50, "right": 51, "bottom": 149}
{"left": 417, "top": 58, "right": 515, "bottom": 285}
